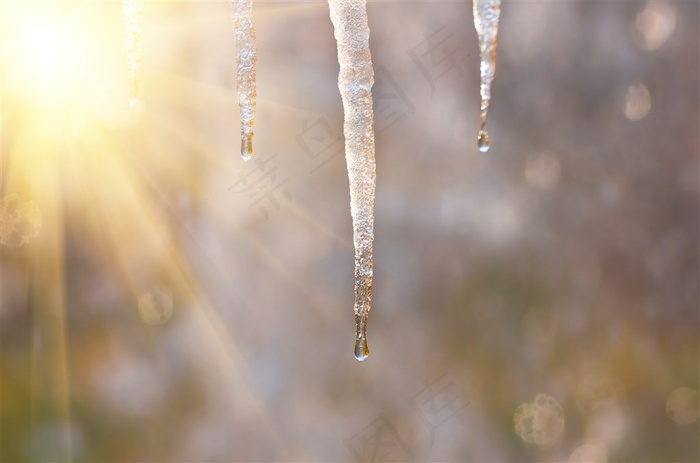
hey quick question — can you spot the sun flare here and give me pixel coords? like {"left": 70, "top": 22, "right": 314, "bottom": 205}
{"left": 13, "top": 16, "right": 89, "bottom": 95}
{"left": 0, "top": 6, "right": 267, "bottom": 458}
{"left": 5, "top": 7, "right": 95, "bottom": 106}
{"left": 1, "top": 0, "right": 134, "bottom": 131}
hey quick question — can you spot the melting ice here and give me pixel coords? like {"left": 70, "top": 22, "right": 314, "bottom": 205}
{"left": 328, "top": 0, "right": 376, "bottom": 361}
{"left": 122, "top": 0, "right": 143, "bottom": 106}
{"left": 231, "top": 0, "right": 257, "bottom": 161}
{"left": 473, "top": 0, "right": 501, "bottom": 152}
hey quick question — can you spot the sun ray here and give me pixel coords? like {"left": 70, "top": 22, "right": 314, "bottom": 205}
{"left": 126, "top": 67, "right": 355, "bottom": 332}
{"left": 144, "top": 0, "right": 322, "bottom": 40}
{"left": 2, "top": 2, "right": 360, "bottom": 457}
{"left": 131, "top": 105, "right": 346, "bottom": 331}
{"left": 4, "top": 115, "right": 74, "bottom": 461}
{"left": 70, "top": 120, "right": 285, "bottom": 446}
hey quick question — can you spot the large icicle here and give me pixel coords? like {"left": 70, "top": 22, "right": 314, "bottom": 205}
{"left": 231, "top": 0, "right": 257, "bottom": 162}
{"left": 122, "top": 0, "right": 143, "bottom": 106}
{"left": 473, "top": 0, "right": 501, "bottom": 153}
{"left": 328, "top": 0, "right": 376, "bottom": 361}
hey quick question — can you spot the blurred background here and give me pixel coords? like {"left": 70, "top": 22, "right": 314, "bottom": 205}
{"left": 1, "top": 0, "right": 698, "bottom": 461}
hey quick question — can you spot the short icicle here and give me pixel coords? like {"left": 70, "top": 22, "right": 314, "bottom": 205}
{"left": 231, "top": 0, "right": 257, "bottom": 162}
{"left": 473, "top": 0, "right": 501, "bottom": 153}
{"left": 328, "top": 0, "right": 376, "bottom": 361}
{"left": 122, "top": 0, "right": 143, "bottom": 106}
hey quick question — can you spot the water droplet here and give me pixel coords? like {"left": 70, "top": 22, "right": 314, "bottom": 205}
{"left": 241, "top": 134, "right": 253, "bottom": 162}
{"left": 129, "top": 78, "right": 140, "bottom": 107}
{"left": 354, "top": 337, "right": 369, "bottom": 361}
{"left": 477, "top": 129, "right": 491, "bottom": 153}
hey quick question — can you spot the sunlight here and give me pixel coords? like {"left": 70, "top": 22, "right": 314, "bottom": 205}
{"left": 7, "top": 10, "right": 95, "bottom": 105}
{"left": 1, "top": 0, "right": 136, "bottom": 138}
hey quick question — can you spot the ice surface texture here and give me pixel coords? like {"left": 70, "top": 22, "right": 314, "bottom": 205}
{"left": 473, "top": 0, "right": 501, "bottom": 151}
{"left": 122, "top": 0, "right": 143, "bottom": 105}
{"left": 231, "top": 0, "right": 257, "bottom": 161}
{"left": 328, "top": 0, "right": 376, "bottom": 361}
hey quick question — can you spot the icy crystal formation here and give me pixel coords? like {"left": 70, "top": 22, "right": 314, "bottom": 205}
{"left": 122, "top": 0, "right": 143, "bottom": 106}
{"left": 328, "top": 0, "right": 376, "bottom": 361}
{"left": 473, "top": 0, "right": 501, "bottom": 152}
{"left": 231, "top": 0, "right": 257, "bottom": 161}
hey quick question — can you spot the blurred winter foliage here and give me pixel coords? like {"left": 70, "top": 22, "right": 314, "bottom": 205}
{"left": 1, "top": 1, "right": 698, "bottom": 461}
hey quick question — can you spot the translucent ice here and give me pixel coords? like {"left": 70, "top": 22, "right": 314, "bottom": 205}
{"left": 122, "top": 0, "right": 143, "bottom": 106}
{"left": 231, "top": 0, "right": 257, "bottom": 161}
{"left": 473, "top": 0, "right": 501, "bottom": 152}
{"left": 328, "top": 0, "right": 376, "bottom": 361}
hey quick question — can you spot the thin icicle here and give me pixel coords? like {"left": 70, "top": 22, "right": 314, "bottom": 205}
{"left": 231, "top": 0, "right": 257, "bottom": 162}
{"left": 328, "top": 0, "right": 376, "bottom": 361}
{"left": 473, "top": 0, "right": 501, "bottom": 152}
{"left": 122, "top": 0, "right": 143, "bottom": 106}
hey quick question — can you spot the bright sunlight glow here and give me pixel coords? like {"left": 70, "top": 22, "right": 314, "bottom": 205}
{"left": 2, "top": 1, "right": 135, "bottom": 137}
{"left": 9, "top": 14, "right": 93, "bottom": 104}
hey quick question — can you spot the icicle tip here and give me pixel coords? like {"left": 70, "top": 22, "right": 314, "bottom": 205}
{"left": 477, "top": 129, "right": 490, "bottom": 153}
{"left": 240, "top": 133, "right": 253, "bottom": 162}
{"left": 354, "top": 337, "right": 370, "bottom": 361}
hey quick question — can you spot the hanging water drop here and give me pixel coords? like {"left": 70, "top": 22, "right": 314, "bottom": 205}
{"left": 231, "top": 0, "right": 257, "bottom": 162}
{"left": 122, "top": 0, "right": 143, "bottom": 107}
{"left": 354, "top": 337, "right": 369, "bottom": 361}
{"left": 477, "top": 126, "right": 491, "bottom": 153}
{"left": 328, "top": 0, "right": 377, "bottom": 362}
{"left": 473, "top": 0, "right": 501, "bottom": 150}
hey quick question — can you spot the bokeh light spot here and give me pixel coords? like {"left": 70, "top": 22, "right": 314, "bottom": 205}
{"left": 576, "top": 374, "right": 626, "bottom": 415}
{"left": 631, "top": 1, "right": 676, "bottom": 51}
{"left": 138, "top": 285, "right": 174, "bottom": 326}
{"left": 0, "top": 194, "right": 42, "bottom": 247}
{"left": 569, "top": 441, "right": 608, "bottom": 463}
{"left": 624, "top": 83, "right": 651, "bottom": 121}
{"left": 514, "top": 394, "right": 565, "bottom": 445}
{"left": 525, "top": 153, "right": 561, "bottom": 190}
{"left": 666, "top": 387, "right": 699, "bottom": 425}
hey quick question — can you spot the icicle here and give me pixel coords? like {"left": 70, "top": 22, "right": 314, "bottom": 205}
{"left": 473, "top": 0, "right": 501, "bottom": 153}
{"left": 231, "top": 0, "right": 257, "bottom": 162}
{"left": 328, "top": 0, "right": 376, "bottom": 362}
{"left": 122, "top": 0, "right": 143, "bottom": 107}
